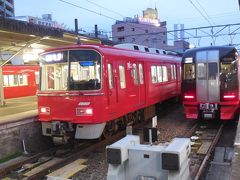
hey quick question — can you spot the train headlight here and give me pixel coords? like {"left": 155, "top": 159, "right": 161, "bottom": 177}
{"left": 40, "top": 107, "right": 50, "bottom": 115}
{"left": 76, "top": 108, "right": 93, "bottom": 116}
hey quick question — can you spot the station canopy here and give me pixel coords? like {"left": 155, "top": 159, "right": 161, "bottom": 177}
{"left": 0, "top": 17, "right": 101, "bottom": 64}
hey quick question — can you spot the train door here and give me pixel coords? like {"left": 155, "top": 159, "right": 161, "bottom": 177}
{"left": 196, "top": 50, "right": 220, "bottom": 102}
{"left": 131, "top": 62, "right": 146, "bottom": 107}
{"left": 138, "top": 63, "right": 146, "bottom": 105}
{"left": 107, "top": 63, "right": 118, "bottom": 114}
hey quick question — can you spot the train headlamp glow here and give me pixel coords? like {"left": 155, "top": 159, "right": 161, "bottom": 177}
{"left": 40, "top": 107, "right": 50, "bottom": 114}
{"left": 76, "top": 108, "right": 93, "bottom": 116}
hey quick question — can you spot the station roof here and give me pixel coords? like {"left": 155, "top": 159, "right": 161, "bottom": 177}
{"left": 0, "top": 17, "right": 101, "bottom": 55}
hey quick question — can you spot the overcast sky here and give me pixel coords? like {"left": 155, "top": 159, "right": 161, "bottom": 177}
{"left": 15, "top": 0, "right": 240, "bottom": 46}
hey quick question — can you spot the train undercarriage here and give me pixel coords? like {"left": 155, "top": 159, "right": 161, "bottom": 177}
{"left": 41, "top": 105, "right": 157, "bottom": 144}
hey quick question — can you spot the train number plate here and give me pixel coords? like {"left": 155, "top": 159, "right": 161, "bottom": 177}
{"left": 200, "top": 103, "right": 218, "bottom": 111}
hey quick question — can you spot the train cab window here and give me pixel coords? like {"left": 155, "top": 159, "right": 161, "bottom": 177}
{"left": 151, "top": 66, "right": 157, "bottom": 83}
{"left": 108, "top": 64, "right": 114, "bottom": 89}
{"left": 208, "top": 63, "right": 218, "bottom": 80}
{"left": 197, "top": 63, "right": 207, "bottom": 80}
{"left": 183, "top": 63, "right": 195, "bottom": 80}
{"left": 119, "top": 65, "right": 126, "bottom": 89}
{"left": 40, "top": 50, "right": 101, "bottom": 91}
{"left": 133, "top": 63, "right": 138, "bottom": 85}
{"left": 157, "top": 66, "right": 163, "bottom": 82}
{"left": 162, "top": 66, "right": 168, "bottom": 82}
{"left": 139, "top": 64, "right": 144, "bottom": 84}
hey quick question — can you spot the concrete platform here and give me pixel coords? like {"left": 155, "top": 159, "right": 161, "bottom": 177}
{"left": 0, "top": 96, "right": 38, "bottom": 124}
{"left": 231, "top": 117, "right": 240, "bottom": 180}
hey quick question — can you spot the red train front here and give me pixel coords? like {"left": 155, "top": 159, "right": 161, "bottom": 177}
{"left": 181, "top": 46, "right": 239, "bottom": 120}
{"left": 38, "top": 44, "right": 181, "bottom": 142}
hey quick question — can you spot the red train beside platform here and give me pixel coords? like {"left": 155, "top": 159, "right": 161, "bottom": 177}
{"left": 37, "top": 44, "right": 182, "bottom": 141}
{"left": 2, "top": 65, "right": 39, "bottom": 99}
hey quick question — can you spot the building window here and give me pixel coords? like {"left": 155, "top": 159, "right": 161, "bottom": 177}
{"left": 132, "top": 28, "right": 135, "bottom": 31}
{"left": 119, "top": 65, "right": 126, "bottom": 89}
{"left": 163, "top": 40, "right": 166, "bottom": 44}
{"left": 118, "top": 37, "right": 125, "bottom": 43}
{"left": 145, "top": 29, "right": 149, "bottom": 33}
{"left": 117, "top": 26, "right": 125, "bottom": 32}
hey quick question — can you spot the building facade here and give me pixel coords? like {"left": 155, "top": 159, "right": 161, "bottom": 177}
{"left": 112, "top": 8, "right": 167, "bottom": 49}
{"left": 0, "top": 0, "right": 14, "bottom": 17}
{"left": 112, "top": 8, "right": 189, "bottom": 53}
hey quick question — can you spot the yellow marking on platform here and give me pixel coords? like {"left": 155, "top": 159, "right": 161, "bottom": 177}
{"left": 23, "top": 158, "right": 63, "bottom": 177}
{"left": 47, "top": 159, "right": 87, "bottom": 179}
{"left": 197, "top": 140, "right": 212, "bottom": 155}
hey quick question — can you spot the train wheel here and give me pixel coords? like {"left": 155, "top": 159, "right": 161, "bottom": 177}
{"left": 102, "top": 121, "right": 117, "bottom": 139}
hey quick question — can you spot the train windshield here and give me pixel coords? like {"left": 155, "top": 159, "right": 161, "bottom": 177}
{"left": 40, "top": 50, "right": 101, "bottom": 91}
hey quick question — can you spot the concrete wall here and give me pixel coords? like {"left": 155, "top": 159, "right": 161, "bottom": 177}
{"left": 0, "top": 117, "right": 52, "bottom": 159}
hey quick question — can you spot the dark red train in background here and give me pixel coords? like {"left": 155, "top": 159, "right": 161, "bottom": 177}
{"left": 2, "top": 65, "right": 39, "bottom": 99}
{"left": 181, "top": 46, "right": 239, "bottom": 120}
{"left": 37, "top": 44, "right": 181, "bottom": 142}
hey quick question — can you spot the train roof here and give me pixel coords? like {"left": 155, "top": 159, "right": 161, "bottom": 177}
{"left": 42, "top": 44, "right": 182, "bottom": 63}
{"left": 183, "top": 46, "right": 236, "bottom": 56}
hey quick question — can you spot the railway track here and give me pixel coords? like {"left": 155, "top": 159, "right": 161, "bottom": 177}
{"left": 0, "top": 103, "right": 228, "bottom": 180}
{"left": 189, "top": 122, "right": 225, "bottom": 179}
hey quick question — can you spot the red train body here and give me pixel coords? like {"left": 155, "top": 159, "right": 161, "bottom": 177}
{"left": 2, "top": 65, "right": 39, "bottom": 99}
{"left": 38, "top": 44, "right": 181, "bottom": 140}
{"left": 181, "top": 46, "right": 239, "bottom": 120}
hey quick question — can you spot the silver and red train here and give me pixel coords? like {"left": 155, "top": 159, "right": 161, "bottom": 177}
{"left": 37, "top": 44, "right": 181, "bottom": 141}
{"left": 2, "top": 65, "right": 39, "bottom": 98}
{"left": 181, "top": 46, "right": 239, "bottom": 120}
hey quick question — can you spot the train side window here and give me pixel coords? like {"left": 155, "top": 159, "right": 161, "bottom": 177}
{"left": 151, "top": 66, "right": 157, "bottom": 83}
{"left": 18, "top": 74, "right": 28, "bottom": 86}
{"left": 133, "top": 63, "right": 138, "bottom": 85}
{"left": 197, "top": 63, "right": 207, "bottom": 80}
{"left": 157, "top": 66, "right": 162, "bottom": 82}
{"left": 162, "top": 66, "right": 168, "bottom": 82}
{"left": 108, "top": 64, "right": 114, "bottom": 89}
{"left": 183, "top": 64, "right": 195, "bottom": 80}
{"left": 119, "top": 65, "right": 126, "bottom": 89}
{"left": 3, "top": 75, "right": 9, "bottom": 87}
{"left": 171, "top": 65, "right": 176, "bottom": 80}
{"left": 8, "top": 75, "right": 18, "bottom": 87}
{"left": 139, "top": 64, "right": 144, "bottom": 84}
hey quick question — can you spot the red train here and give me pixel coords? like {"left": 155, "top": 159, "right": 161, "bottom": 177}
{"left": 37, "top": 44, "right": 181, "bottom": 142}
{"left": 2, "top": 65, "right": 39, "bottom": 99}
{"left": 181, "top": 46, "right": 239, "bottom": 120}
